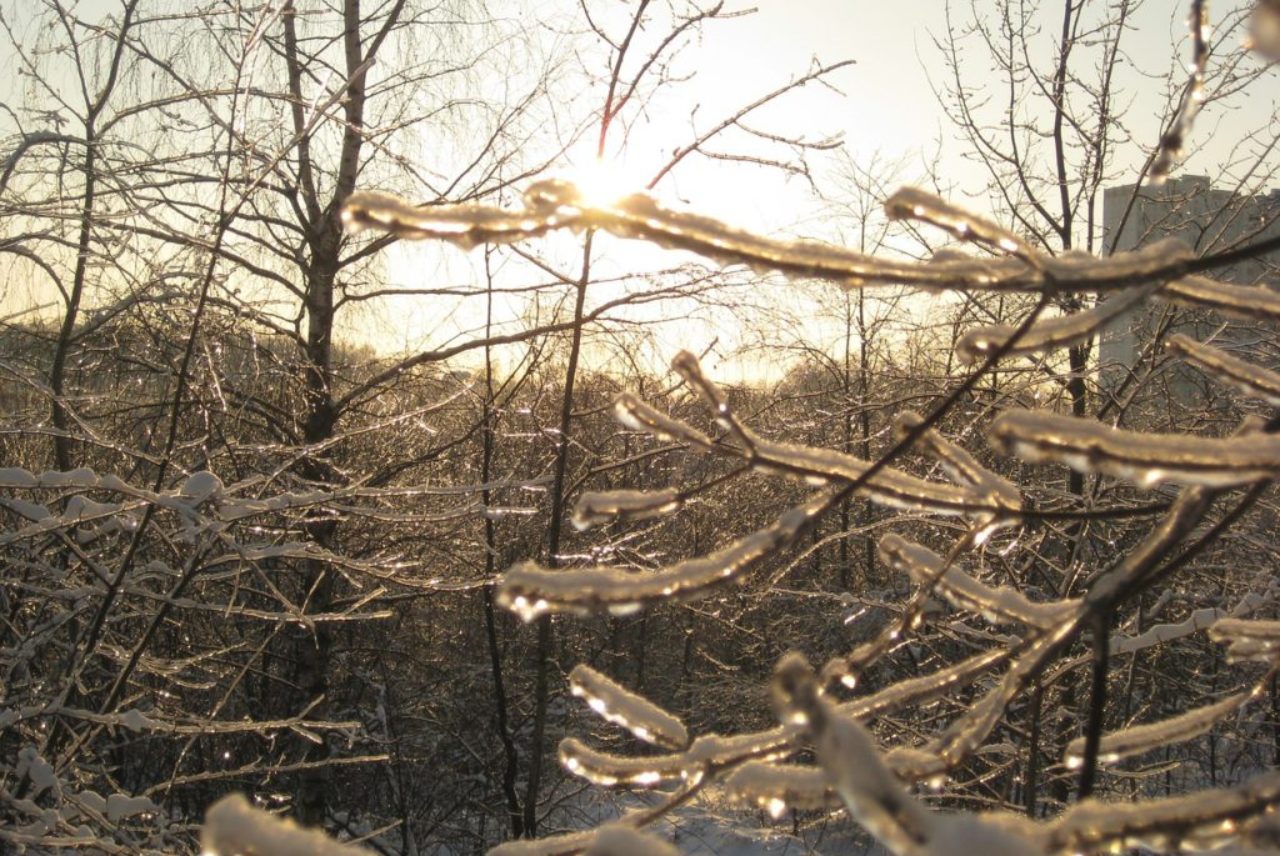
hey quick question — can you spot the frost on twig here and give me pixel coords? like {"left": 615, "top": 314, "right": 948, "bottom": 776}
{"left": 989, "top": 409, "right": 1280, "bottom": 488}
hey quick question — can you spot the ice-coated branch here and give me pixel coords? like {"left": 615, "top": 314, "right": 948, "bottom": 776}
{"left": 725, "top": 761, "right": 837, "bottom": 817}
{"left": 990, "top": 409, "right": 1280, "bottom": 488}
{"left": 892, "top": 412, "right": 1021, "bottom": 517}
{"left": 957, "top": 281, "right": 1161, "bottom": 364}
{"left": 771, "top": 653, "right": 1041, "bottom": 856}
{"left": 1150, "top": 0, "right": 1209, "bottom": 180}
{"left": 1064, "top": 687, "right": 1260, "bottom": 769}
{"left": 1162, "top": 274, "right": 1280, "bottom": 320}
{"left": 1210, "top": 618, "right": 1280, "bottom": 662}
{"left": 877, "top": 534, "right": 1075, "bottom": 629}
{"left": 1251, "top": 0, "right": 1280, "bottom": 59}
{"left": 583, "top": 825, "right": 681, "bottom": 856}
{"left": 201, "top": 793, "right": 372, "bottom": 855}
{"left": 571, "top": 488, "right": 683, "bottom": 530}
{"left": 771, "top": 653, "right": 931, "bottom": 853}
{"left": 1045, "top": 770, "right": 1280, "bottom": 853}
{"left": 343, "top": 181, "right": 1199, "bottom": 294}
{"left": 626, "top": 354, "right": 1018, "bottom": 524}
{"left": 883, "top": 187, "right": 1039, "bottom": 262}
{"left": 568, "top": 665, "right": 688, "bottom": 748}
{"left": 496, "top": 491, "right": 835, "bottom": 620}
{"left": 1167, "top": 334, "right": 1280, "bottom": 406}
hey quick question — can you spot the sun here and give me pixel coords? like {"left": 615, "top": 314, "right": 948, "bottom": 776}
{"left": 563, "top": 155, "right": 648, "bottom": 209}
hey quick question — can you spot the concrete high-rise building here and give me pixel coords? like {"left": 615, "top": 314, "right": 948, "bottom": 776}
{"left": 1098, "top": 175, "right": 1280, "bottom": 395}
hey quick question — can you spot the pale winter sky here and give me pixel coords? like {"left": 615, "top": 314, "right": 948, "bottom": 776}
{"left": 2, "top": 2, "right": 1277, "bottom": 378}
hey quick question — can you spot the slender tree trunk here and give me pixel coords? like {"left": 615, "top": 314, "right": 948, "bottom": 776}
{"left": 480, "top": 253, "right": 523, "bottom": 838}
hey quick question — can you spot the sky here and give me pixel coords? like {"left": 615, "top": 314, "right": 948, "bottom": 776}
{"left": 2, "top": 1, "right": 1278, "bottom": 382}
{"left": 371, "top": 1, "right": 1280, "bottom": 380}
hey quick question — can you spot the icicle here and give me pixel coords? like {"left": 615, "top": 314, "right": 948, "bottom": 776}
{"left": 1210, "top": 618, "right": 1280, "bottom": 662}
{"left": 884, "top": 187, "right": 1037, "bottom": 261}
{"left": 569, "top": 665, "right": 688, "bottom": 748}
{"left": 877, "top": 535, "right": 1075, "bottom": 629}
{"left": 1167, "top": 334, "right": 1280, "bottom": 406}
{"left": 496, "top": 493, "right": 832, "bottom": 619}
{"left": 1163, "top": 274, "right": 1280, "bottom": 320}
{"left": 892, "top": 412, "right": 1021, "bottom": 513}
{"left": 957, "top": 284, "right": 1159, "bottom": 365}
{"left": 990, "top": 409, "right": 1280, "bottom": 488}
{"left": 1150, "top": 1, "right": 1210, "bottom": 181}
{"left": 725, "top": 761, "right": 837, "bottom": 813}
{"left": 572, "top": 489, "right": 683, "bottom": 530}
{"left": 1064, "top": 690, "right": 1253, "bottom": 769}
